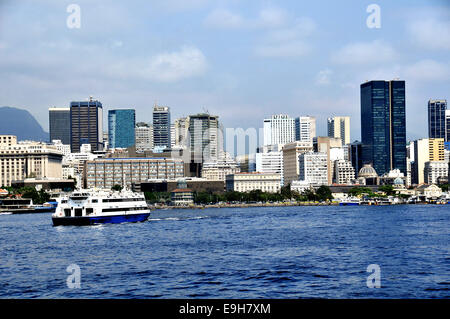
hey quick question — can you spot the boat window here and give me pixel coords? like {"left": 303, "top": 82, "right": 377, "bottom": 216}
{"left": 86, "top": 208, "right": 93, "bottom": 215}
{"left": 61, "top": 200, "right": 68, "bottom": 204}
{"left": 74, "top": 208, "right": 82, "bottom": 217}
{"left": 64, "top": 209, "right": 71, "bottom": 217}
{"left": 92, "top": 199, "right": 98, "bottom": 203}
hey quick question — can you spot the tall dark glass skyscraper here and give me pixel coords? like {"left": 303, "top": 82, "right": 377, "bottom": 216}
{"left": 152, "top": 105, "right": 171, "bottom": 149}
{"left": 108, "top": 109, "right": 136, "bottom": 149}
{"left": 70, "top": 97, "right": 103, "bottom": 153}
{"left": 428, "top": 99, "right": 447, "bottom": 139}
{"left": 49, "top": 108, "right": 71, "bottom": 144}
{"left": 360, "top": 80, "right": 406, "bottom": 175}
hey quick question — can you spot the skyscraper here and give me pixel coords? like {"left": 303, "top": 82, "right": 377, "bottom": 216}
{"left": 327, "top": 116, "right": 350, "bottom": 146}
{"left": 263, "top": 114, "right": 296, "bottom": 146}
{"left": 152, "top": 105, "right": 171, "bottom": 149}
{"left": 445, "top": 109, "right": 450, "bottom": 143}
{"left": 295, "top": 116, "right": 316, "bottom": 143}
{"left": 108, "top": 109, "right": 136, "bottom": 149}
{"left": 360, "top": 80, "right": 406, "bottom": 175}
{"left": 189, "top": 113, "right": 220, "bottom": 163}
{"left": 70, "top": 97, "right": 103, "bottom": 153}
{"left": 428, "top": 99, "right": 447, "bottom": 139}
{"left": 49, "top": 108, "right": 71, "bottom": 145}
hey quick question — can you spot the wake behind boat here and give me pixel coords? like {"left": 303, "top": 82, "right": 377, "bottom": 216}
{"left": 52, "top": 188, "right": 150, "bottom": 226}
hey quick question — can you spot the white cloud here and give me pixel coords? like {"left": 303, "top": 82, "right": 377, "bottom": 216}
{"left": 255, "top": 41, "right": 311, "bottom": 58}
{"left": 404, "top": 59, "right": 450, "bottom": 82}
{"left": 106, "top": 46, "right": 207, "bottom": 82}
{"left": 332, "top": 40, "right": 397, "bottom": 65}
{"left": 407, "top": 18, "right": 450, "bottom": 50}
{"left": 204, "top": 9, "right": 244, "bottom": 29}
{"left": 266, "top": 17, "right": 316, "bottom": 42}
{"left": 256, "top": 7, "right": 288, "bottom": 28}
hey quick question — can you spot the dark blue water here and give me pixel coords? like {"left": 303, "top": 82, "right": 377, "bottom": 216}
{"left": 0, "top": 205, "right": 448, "bottom": 298}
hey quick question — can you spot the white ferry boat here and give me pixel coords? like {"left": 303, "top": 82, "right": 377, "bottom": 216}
{"left": 338, "top": 197, "right": 360, "bottom": 206}
{"left": 52, "top": 188, "right": 150, "bottom": 226}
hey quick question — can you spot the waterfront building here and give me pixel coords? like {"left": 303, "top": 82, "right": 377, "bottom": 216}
{"left": 170, "top": 179, "right": 194, "bottom": 206}
{"left": 189, "top": 113, "right": 221, "bottom": 163}
{"left": 428, "top": 99, "right": 447, "bottom": 140}
{"left": 424, "top": 161, "right": 448, "bottom": 185}
{"left": 153, "top": 105, "right": 171, "bottom": 149}
{"left": 108, "top": 109, "right": 136, "bottom": 149}
{"left": 49, "top": 108, "right": 71, "bottom": 145}
{"left": 226, "top": 172, "right": 281, "bottom": 193}
{"left": 70, "top": 97, "right": 104, "bottom": 153}
{"left": 327, "top": 116, "right": 350, "bottom": 146}
{"left": 0, "top": 136, "right": 63, "bottom": 187}
{"left": 298, "top": 152, "right": 328, "bottom": 187}
{"left": 135, "top": 177, "right": 224, "bottom": 194}
{"left": 360, "top": 80, "right": 406, "bottom": 175}
{"left": 201, "top": 160, "right": 240, "bottom": 182}
{"left": 357, "top": 164, "right": 378, "bottom": 185}
{"left": 412, "top": 138, "right": 445, "bottom": 185}
{"left": 290, "top": 180, "right": 313, "bottom": 194}
{"left": 334, "top": 159, "right": 355, "bottom": 185}
{"left": 282, "top": 141, "right": 313, "bottom": 186}
{"left": 379, "top": 169, "right": 406, "bottom": 186}
{"left": 84, "top": 157, "right": 185, "bottom": 189}
{"left": 135, "top": 122, "right": 153, "bottom": 153}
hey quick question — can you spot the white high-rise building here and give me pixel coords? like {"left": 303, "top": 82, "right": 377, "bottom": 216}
{"left": 255, "top": 151, "right": 284, "bottom": 185}
{"left": 424, "top": 161, "right": 448, "bottom": 185}
{"left": 135, "top": 123, "right": 153, "bottom": 153}
{"left": 295, "top": 116, "right": 316, "bottom": 143}
{"left": 334, "top": 159, "right": 355, "bottom": 184}
{"left": 263, "top": 114, "right": 296, "bottom": 146}
{"left": 298, "top": 152, "right": 328, "bottom": 186}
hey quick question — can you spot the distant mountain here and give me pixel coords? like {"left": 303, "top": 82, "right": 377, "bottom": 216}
{"left": 0, "top": 106, "right": 48, "bottom": 142}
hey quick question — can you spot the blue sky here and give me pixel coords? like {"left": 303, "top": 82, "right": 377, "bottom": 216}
{"left": 0, "top": 0, "right": 449, "bottom": 150}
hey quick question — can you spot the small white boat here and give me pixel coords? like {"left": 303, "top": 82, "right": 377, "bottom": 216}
{"left": 338, "top": 198, "right": 360, "bottom": 206}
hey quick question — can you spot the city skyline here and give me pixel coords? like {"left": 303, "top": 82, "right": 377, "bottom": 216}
{"left": 0, "top": 0, "right": 449, "bottom": 142}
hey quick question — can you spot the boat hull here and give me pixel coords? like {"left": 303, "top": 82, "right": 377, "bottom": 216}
{"left": 339, "top": 202, "right": 359, "bottom": 206}
{"left": 52, "top": 212, "right": 150, "bottom": 226}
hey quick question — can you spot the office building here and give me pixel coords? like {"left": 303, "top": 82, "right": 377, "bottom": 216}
{"left": 314, "top": 136, "right": 343, "bottom": 185}
{"left": 0, "top": 136, "right": 63, "bottom": 187}
{"left": 424, "top": 161, "right": 448, "bottom": 185}
{"left": 412, "top": 138, "right": 445, "bottom": 185}
{"left": 334, "top": 159, "right": 355, "bottom": 185}
{"left": 135, "top": 123, "right": 153, "bottom": 153}
{"left": 189, "top": 113, "right": 220, "bottom": 163}
{"left": 108, "top": 109, "right": 136, "bottom": 149}
{"left": 327, "top": 116, "right": 350, "bottom": 146}
{"left": 201, "top": 160, "right": 240, "bottom": 182}
{"left": 263, "top": 114, "right": 296, "bottom": 146}
{"left": 49, "top": 108, "right": 71, "bottom": 145}
{"left": 174, "top": 117, "right": 190, "bottom": 148}
{"left": 70, "top": 97, "right": 103, "bottom": 153}
{"left": 428, "top": 99, "right": 447, "bottom": 139}
{"left": 295, "top": 116, "right": 316, "bottom": 143}
{"left": 446, "top": 109, "right": 450, "bottom": 142}
{"left": 282, "top": 141, "right": 313, "bottom": 185}
{"left": 153, "top": 105, "right": 171, "bottom": 149}
{"left": 84, "top": 157, "right": 185, "bottom": 189}
{"left": 298, "top": 152, "right": 328, "bottom": 187}
{"left": 360, "top": 80, "right": 406, "bottom": 175}
{"left": 348, "top": 141, "right": 363, "bottom": 175}
{"left": 226, "top": 172, "right": 281, "bottom": 193}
